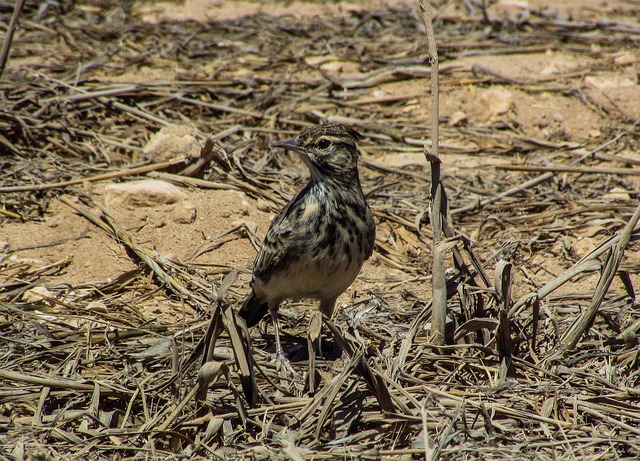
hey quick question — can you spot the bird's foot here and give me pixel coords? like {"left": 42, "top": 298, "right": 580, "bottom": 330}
{"left": 273, "top": 351, "right": 300, "bottom": 380}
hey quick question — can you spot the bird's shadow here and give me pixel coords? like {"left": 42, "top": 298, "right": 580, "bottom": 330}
{"left": 255, "top": 331, "right": 343, "bottom": 363}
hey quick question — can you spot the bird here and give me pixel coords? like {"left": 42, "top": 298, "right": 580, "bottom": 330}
{"left": 238, "top": 123, "right": 375, "bottom": 372}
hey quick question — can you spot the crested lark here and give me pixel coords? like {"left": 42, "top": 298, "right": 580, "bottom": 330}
{"left": 238, "top": 123, "right": 375, "bottom": 368}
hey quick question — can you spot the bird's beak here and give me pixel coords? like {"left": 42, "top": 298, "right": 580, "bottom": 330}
{"left": 271, "top": 138, "right": 304, "bottom": 154}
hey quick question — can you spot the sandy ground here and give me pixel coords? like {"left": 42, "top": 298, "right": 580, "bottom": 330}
{"left": 2, "top": 0, "right": 639, "bottom": 323}
{"left": 1, "top": 1, "right": 640, "bottom": 457}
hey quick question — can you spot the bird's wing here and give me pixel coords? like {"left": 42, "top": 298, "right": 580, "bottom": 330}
{"left": 253, "top": 186, "right": 310, "bottom": 280}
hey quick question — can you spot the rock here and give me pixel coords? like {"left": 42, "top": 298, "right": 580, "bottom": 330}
{"left": 540, "top": 62, "right": 560, "bottom": 76}
{"left": 105, "top": 180, "right": 187, "bottom": 208}
{"left": 23, "top": 286, "right": 53, "bottom": 304}
{"left": 584, "top": 74, "right": 640, "bottom": 120}
{"left": 142, "top": 125, "right": 200, "bottom": 163}
{"left": 604, "top": 187, "right": 631, "bottom": 201}
{"left": 481, "top": 87, "right": 513, "bottom": 119}
{"left": 170, "top": 200, "right": 197, "bottom": 224}
{"left": 256, "top": 199, "right": 274, "bottom": 212}
{"left": 612, "top": 51, "right": 636, "bottom": 66}
{"left": 86, "top": 300, "right": 108, "bottom": 313}
{"left": 584, "top": 75, "right": 635, "bottom": 90}
{"left": 448, "top": 110, "right": 467, "bottom": 127}
{"left": 380, "top": 153, "right": 425, "bottom": 168}
{"left": 105, "top": 180, "right": 197, "bottom": 224}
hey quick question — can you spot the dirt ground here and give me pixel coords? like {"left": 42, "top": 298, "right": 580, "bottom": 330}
{"left": 1, "top": 0, "right": 640, "bottom": 459}
{"left": 3, "top": 0, "right": 639, "bottom": 319}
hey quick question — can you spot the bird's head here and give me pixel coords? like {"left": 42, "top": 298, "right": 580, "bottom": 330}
{"left": 271, "top": 123, "right": 363, "bottom": 183}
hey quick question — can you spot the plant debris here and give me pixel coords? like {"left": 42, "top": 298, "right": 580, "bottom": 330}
{"left": 1, "top": 1, "right": 640, "bottom": 460}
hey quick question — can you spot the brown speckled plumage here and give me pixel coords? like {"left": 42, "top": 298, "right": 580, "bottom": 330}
{"left": 238, "top": 123, "right": 375, "bottom": 361}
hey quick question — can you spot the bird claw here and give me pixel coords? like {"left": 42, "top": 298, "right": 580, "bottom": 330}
{"left": 273, "top": 352, "right": 299, "bottom": 379}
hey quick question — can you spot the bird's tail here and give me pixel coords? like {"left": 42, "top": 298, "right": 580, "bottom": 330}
{"left": 238, "top": 291, "right": 270, "bottom": 328}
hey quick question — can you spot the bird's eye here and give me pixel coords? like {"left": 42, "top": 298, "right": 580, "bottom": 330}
{"left": 317, "top": 139, "right": 331, "bottom": 149}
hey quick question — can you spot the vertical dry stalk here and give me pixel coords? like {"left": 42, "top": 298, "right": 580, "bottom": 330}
{"left": 495, "top": 260, "right": 515, "bottom": 381}
{"left": 417, "top": 0, "right": 446, "bottom": 346}
{"left": 421, "top": 403, "right": 434, "bottom": 461}
{"left": 431, "top": 228, "right": 447, "bottom": 346}
{"left": 0, "top": 0, "right": 26, "bottom": 80}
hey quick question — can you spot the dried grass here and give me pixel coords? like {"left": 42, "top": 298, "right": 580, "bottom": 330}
{"left": 1, "top": 1, "right": 640, "bottom": 460}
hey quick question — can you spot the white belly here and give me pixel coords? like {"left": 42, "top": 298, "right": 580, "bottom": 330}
{"left": 252, "top": 250, "right": 363, "bottom": 305}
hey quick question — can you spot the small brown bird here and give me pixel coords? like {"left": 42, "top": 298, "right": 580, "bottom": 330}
{"left": 239, "top": 123, "right": 375, "bottom": 368}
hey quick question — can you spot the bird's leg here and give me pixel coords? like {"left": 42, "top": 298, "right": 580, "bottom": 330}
{"left": 307, "top": 312, "right": 323, "bottom": 394}
{"left": 319, "top": 298, "right": 351, "bottom": 365}
{"left": 319, "top": 298, "right": 337, "bottom": 319}
{"left": 269, "top": 305, "right": 297, "bottom": 377}
{"left": 269, "top": 305, "right": 286, "bottom": 362}
{"left": 316, "top": 298, "right": 337, "bottom": 355}
{"left": 307, "top": 298, "right": 337, "bottom": 378}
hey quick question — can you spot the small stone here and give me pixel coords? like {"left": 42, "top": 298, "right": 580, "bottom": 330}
{"left": 142, "top": 125, "right": 200, "bottom": 163}
{"left": 105, "top": 180, "right": 187, "bottom": 209}
{"left": 241, "top": 199, "right": 250, "bottom": 213}
{"left": 540, "top": 62, "right": 560, "bottom": 76}
{"left": 256, "top": 199, "right": 273, "bottom": 212}
{"left": 171, "top": 200, "right": 197, "bottom": 224}
{"left": 584, "top": 75, "right": 635, "bottom": 90}
{"left": 105, "top": 180, "right": 197, "bottom": 225}
{"left": 604, "top": 187, "right": 631, "bottom": 201}
{"left": 23, "top": 286, "right": 53, "bottom": 304}
{"left": 612, "top": 51, "right": 636, "bottom": 66}
{"left": 86, "top": 300, "right": 108, "bottom": 313}
{"left": 447, "top": 110, "right": 467, "bottom": 127}
{"left": 481, "top": 87, "right": 513, "bottom": 118}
